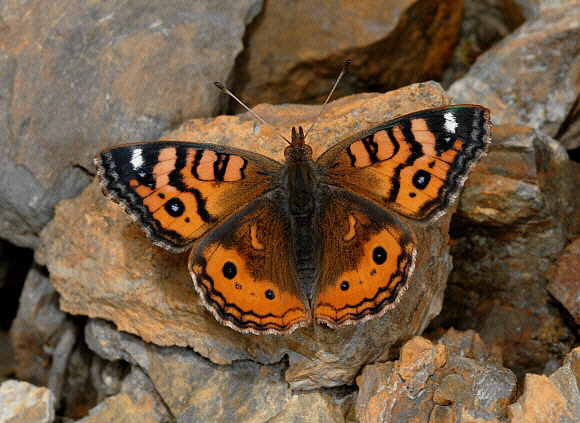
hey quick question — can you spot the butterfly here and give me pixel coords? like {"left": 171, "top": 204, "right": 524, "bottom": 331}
{"left": 95, "top": 104, "right": 491, "bottom": 335}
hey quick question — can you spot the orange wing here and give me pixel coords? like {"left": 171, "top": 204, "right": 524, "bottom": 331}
{"left": 189, "top": 198, "right": 310, "bottom": 335}
{"left": 317, "top": 106, "right": 491, "bottom": 221}
{"left": 96, "top": 141, "right": 281, "bottom": 251}
{"left": 312, "top": 190, "right": 416, "bottom": 327}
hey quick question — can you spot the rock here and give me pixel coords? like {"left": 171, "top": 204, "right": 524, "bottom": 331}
{"left": 508, "top": 356, "right": 580, "bottom": 422}
{"left": 79, "top": 366, "right": 175, "bottom": 423}
{"left": 0, "top": 0, "right": 263, "bottom": 249}
{"left": 511, "top": 0, "right": 577, "bottom": 19}
{"left": 76, "top": 392, "right": 159, "bottom": 423}
{"left": 231, "top": 0, "right": 463, "bottom": 111}
{"left": 547, "top": 238, "right": 580, "bottom": 325}
{"left": 58, "top": 342, "right": 97, "bottom": 420}
{"left": 0, "top": 330, "right": 15, "bottom": 383}
{"left": 9, "top": 267, "right": 99, "bottom": 418}
{"left": 441, "top": 0, "right": 525, "bottom": 88}
{"left": 85, "top": 319, "right": 354, "bottom": 423}
{"left": 436, "top": 327, "right": 503, "bottom": 367}
{"left": 0, "top": 379, "right": 55, "bottom": 423}
{"left": 36, "top": 82, "right": 456, "bottom": 389}
{"left": 10, "top": 268, "right": 67, "bottom": 385}
{"left": 355, "top": 336, "right": 516, "bottom": 423}
{"left": 0, "top": 162, "right": 92, "bottom": 249}
{"left": 448, "top": 3, "right": 580, "bottom": 149}
{"left": 10, "top": 267, "right": 67, "bottom": 386}
{"left": 119, "top": 367, "right": 173, "bottom": 423}
{"left": 437, "top": 125, "right": 580, "bottom": 379}
{"left": 548, "top": 347, "right": 580, "bottom": 420}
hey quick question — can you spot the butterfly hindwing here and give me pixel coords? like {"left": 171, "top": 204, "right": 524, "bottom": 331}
{"left": 317, "top": 105, "right": 491, "bottom": 221}
{"left": 189, "top": 198, "right": 310, "bottom": 335}
{"left": 312, "top": 189, "right": 416, "bottom": 327}
{"left": 96, "top": 141, "right": 281, "bottom": 251}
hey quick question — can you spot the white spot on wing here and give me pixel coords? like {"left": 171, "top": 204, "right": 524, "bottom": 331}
{"left": 131, "top": 148, "right": 144, "bottom": 169}
{"left": 444, "top": 111, "right": 458, "bottom": 133}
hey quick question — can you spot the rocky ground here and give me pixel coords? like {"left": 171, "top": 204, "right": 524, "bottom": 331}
{"left": 1, "top": 0, "right": 580, "bottom": 422}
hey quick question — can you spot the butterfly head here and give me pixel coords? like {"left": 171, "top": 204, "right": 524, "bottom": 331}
{"left": 284, "top": 126, "right": 313, "bottom": 163}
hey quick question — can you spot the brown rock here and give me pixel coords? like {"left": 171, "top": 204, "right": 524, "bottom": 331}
{"left": 356, "top": 336, "right": 516, "bottom": 423}
{"left": 508, "top": 373, "right": 577, "bottom": 422}
{"left": 231, "top": 0, "right": 463, "bottom": 111}
{"left": 547, "top": 238, "right": 580, "bottom": 325}
{"left": 448, "top": 4, "right": 580, "bottom": 149}
{"left": 0, "top": 0, "right": 262, "bottom": 248}
{"left": 37, "top": 83, "right": 454, "bottom": 389}
{"left": 437, "top": 124, "right": 580, "bottom": 379}
{"left": 437, "top": 327, "right": 503, "bottom": 367}
{"left": 395, "top": 336, "right": 448, "bottom": 393}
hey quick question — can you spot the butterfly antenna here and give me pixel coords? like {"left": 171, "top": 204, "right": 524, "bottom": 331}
{"left": 214, "top": 82, "right": 291, "bottom": 145}
{"left": 303, "top": 60, "right": 351, "bottom": 139}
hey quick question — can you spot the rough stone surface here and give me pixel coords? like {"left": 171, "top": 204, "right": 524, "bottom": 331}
{"left": 547, "top": 238, "right": 580, "bottom": 325}
{"left": 436, "top": 327, "right": 503, "bottom": 367}
{"left": 511, "top": 0, "right": 579, "bottom": 19}
{"left": 0, "top": 0, "right": 263, "bottom": 248}
{"left": 118, "top": 367, "right": 174, "bottom": 423}
{"left": 441, "top": 0, "right": 525, "bottom": 88}
{"left": 549, "top": 347, "right": 580, "bottom": 420}
{"left": 448, "top": 3, "right": 580, "bottom": 149}
{"left": 435, "top": 125, "right": 580, "bottom": 379}
{"left": 10, "top": 267, "right": 66, "bottom": 386}
{"left": 85, "top": 319, "right": 355, "bottom": 423}
{"left": 76, "top": 392, "right": 159, "bottom": 423}
{"left": 508, "top": 373, "right": 578, "bottom": 422}
{"left": 37, "top": 83, "right": 455, "bottom": 389}
{"left": 231, "top": 0, "right": 463, "bottom": 111}
{"left": 0, "top": 379, "right": 55, "bottom": 423}
{"left": 9, "top": 267, "right": 100, "bottom": 419}
{"left": 355, "top": 336, "right": 516, "bottom": 423}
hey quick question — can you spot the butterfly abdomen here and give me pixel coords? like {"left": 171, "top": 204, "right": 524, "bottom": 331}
{"left": 292, "top": 222, "right": 317, "bottom": 298}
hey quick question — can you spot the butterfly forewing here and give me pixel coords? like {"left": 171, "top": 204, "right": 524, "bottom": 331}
{"left": 317, "top": 105, "right": 491, "bottom": 222}
{"left": 96, "top": 141, "right": 281, "bottom": 251}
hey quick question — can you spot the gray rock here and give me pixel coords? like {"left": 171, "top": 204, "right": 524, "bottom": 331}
{"left": 77, "top": 365, "right": 173, "bottom": 423}
{"left": 0, "top": 0, "right": 263, "bottom": 248}
{"left": 85, "top": 319, "right": 352, "bottom": 423}
{"left": 0, "top": 379, "right": 55, "bottom": 423}
{"left": 448, "top": 3, "right": 580, "bottom": 149}
{"left": 10, "top": 267, "right": 67, "bottom": 386}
